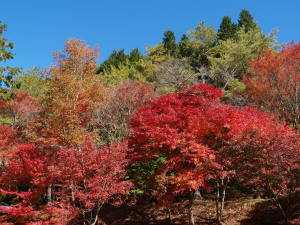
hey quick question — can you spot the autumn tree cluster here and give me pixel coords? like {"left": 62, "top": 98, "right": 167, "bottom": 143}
{"left": 128, "top": 84, "right": 300, "bottom": 224}
{"left": 0, "top": 9, "right": 300, "bottom": 225}
{"left": 0, "top": 37, "right": 138, "bottom": 224}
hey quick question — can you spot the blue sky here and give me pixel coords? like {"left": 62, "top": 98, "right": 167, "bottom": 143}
{"left": 2, "top": 0, "right": 300, "bottom": 71}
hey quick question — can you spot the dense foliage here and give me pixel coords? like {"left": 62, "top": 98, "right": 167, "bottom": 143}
{"left": 128, "top": 84, "right": 300, "bottom": 224}
{"left": 0, "top": 8, "right": 299, "bottom": 225}
{"left": 245, "top": 42, "right": 300, "bottom": 129}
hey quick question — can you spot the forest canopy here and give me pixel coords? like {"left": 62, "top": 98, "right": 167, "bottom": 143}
{"left": 0, "top": 9, "right": 299, "bottom": 225}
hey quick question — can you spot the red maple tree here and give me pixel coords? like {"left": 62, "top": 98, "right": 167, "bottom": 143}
{"left": 244, "top": 42, "right": 300, "bottom": 128}
{"left": 0, "top": 139, "right": 132, "bottom": 224}
{"left": 0, "top": 125, "right": 16, "bottom": 160}
{"left": 129, "top": 83, "right": 300, "bottom": 224}
{"left": 0, "top": 144, "right": 58, "bottom": 224}
{"left": 52, "top": 140, "right": 132, "bottom": 224}
{"left": 129, "top": 84, "right": 223, "bottom": 224}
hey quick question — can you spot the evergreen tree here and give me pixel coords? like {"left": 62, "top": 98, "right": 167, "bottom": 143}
{"left": 179, "top": 34, "right": 189, "bottom": 57}
{"left": 217, "top": 16, "right": 238, "bottom": 42}
{"left": 238, "top": 9, "right": 257, "bottom": 32}
{"left": 97, "top": 49, "right": 129, "bottom": 74}
{"left": 129, "top": 48, "right": 144, "bottom": 63}
{"left": 0, "top": 21, "right": 20, "bottom": 88}
{"left": 162, "top": 30, "right": 179, "bottom": 57}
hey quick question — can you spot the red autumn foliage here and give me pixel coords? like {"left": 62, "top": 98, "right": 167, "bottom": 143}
{"left": 0, "top": 144, "right": 57, "bottom": 203}
{"left": 92, "top": 80, "right": 157, "bottom": 145}
{"left": 115, "top": 80, "right": 157, "bottom": 111}
{"left": 221, "top": 107, "right": 300, "bottom": 195}
{"left": 0, "top": 125, "right": 16, "bottom": 159}
{"left": 0, "top": 140, "right": 132, "bottom": 224}
{"left": 0, "top": 35, "right": 299, "bottom": 224}
{"left": 12, "top": 93, "right": 40, "bottom": 122}
{"left": 244, "top": 42, "right": 300, "bottom": 128}
{"left": 52, "top": 140, "right": 132, "bottom": 224}
{"left": 0, "top": 92, "right": 40, "bottom": 129}
{"left": 0, "top": 144, "right": 57, "bottom": 224}
{"left": 129, "top": 84, "right": 223, "bottom": 199}
{"left": 129, "top": 83, "right": 300, "bottom": 223}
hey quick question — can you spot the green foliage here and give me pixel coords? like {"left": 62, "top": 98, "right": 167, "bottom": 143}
{"left": 227, "top": 78, "right": 246, "bottom": 92}
{"left": 222, "top": 78, "right": 246, "bottom": 97}
{"left": 101, "top": 64, "right": 133, "bottom": 86}
{"left": 207, "top": 26, "right": 277, "bottom": 90}
{"left": 0, "top": 88, "right": 18, "bottom": 126}
{"left": 98, "top": 48, "right": 144, "bottom": 75}
{"left": 128, "top": 156, "right": 166, "bottom": 197}
{"left": 0, "top": 115, "right": 12, "bottom": 125}
{"left": 97, "top": 49, "right": 129, "bottom": 74}
{"left": 0, "top": 21, "right": 21, "bottom": 88}
{"left": 162, "top": 30, "right": 179, "bottom": 57}
{"left": 98, "top": 48, "right": 150, "bottom": 86}
{"left": 182, "top": 22, "right": 217, "bottom": 67}
{"left": 102, "top": 61, "right": 150, "bottom": 86}
{"left": 238, "top": 9, "right": 257, "bottom": 32}
{"left": 135, "top": 60, "right": 157, "bottom": 83}
{"left": 146, "top": 42, "right": 172, "bottom": 64}
{"left": 187, "top": 22, "right": 217, "bottom": 47}
{"left": 179, "top": 34, "right": 189, "bottom": 57}
{"left": 14, "top": 67, "right": 51, "bottom": 99}
{"left": 217, "top": 16, "right": 239, "bottom": 42}
{"left": 129, "top": 48, "right": 144, "bottom": 63}
{"left": 146, "top": 30, "right": 179, "bottom": 63}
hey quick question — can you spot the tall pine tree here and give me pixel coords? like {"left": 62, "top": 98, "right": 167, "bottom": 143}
{"left": 179, "top": 34, "right": 189, "bottom": 57}
{"left": 162, "top": 30, "right": 179, "bottom": 57}
{"left": 238, "top": 9, "right": 257, "bottom": 32}
{"left": 97, "top": 49, "right": 129, "bottom": 74}
{"left": 217, "top": 16, "right": 238, "bottom": 41}
{"left": 129, "top": 48, "right": 144, "bottom": 63}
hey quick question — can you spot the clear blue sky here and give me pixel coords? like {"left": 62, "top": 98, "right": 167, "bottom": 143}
{"left": 2, "top": 0, "right": 300, "bottom": 71}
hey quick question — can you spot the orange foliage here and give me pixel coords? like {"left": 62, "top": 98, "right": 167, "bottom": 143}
{"left": 0, "top": 125, "right": 16, "bottom": 159}
{"left": 44, "top": 38, "right": 106, "bottom": 147}
{"left": 244, "top": 42, "right": 300, "bottom": 128}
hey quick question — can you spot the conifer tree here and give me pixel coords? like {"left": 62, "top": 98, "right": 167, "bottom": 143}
{"left": 238, "top": 9, "right": 257, "bottom": 32}
{"left": 97, "top": 49, "right": 129, "bottom": 74}
{"left": 217, "top": 16, "right": 238, "bottom": 41}
{"left": 162, "top": 30, "right": 179, "bottom": 57}
{"left": 179, "top": 34, "right": 189, "bottom": 57}
{"left": 129, "top": 48, "right": 144, "bottom": 63}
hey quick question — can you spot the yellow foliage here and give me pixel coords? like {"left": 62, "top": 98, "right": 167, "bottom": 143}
{"left": 45, "top": 38, "right": 106, "bottom": 147}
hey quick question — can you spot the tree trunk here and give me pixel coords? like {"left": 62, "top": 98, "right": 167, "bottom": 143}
{"left": 216, "top": 181, "right": 220, "bottom": 223}
{"left": 47, "top": 184, "right": 52, "bottom": 203}
{"left": 215, "top": 178, "right": 228, "bottom": 224}
{"left": 90, "top": 203, "right": 102, "bottom": 225}
{"left": 168, "top": 207, "right": 172, "bottom": 222}
{"left": 274, "top": 197, "right": 289, "bottom": 225}
{"left": 220, "top": 178, "right": 228, "bottom": 221}
{"left": 194, "top": 188, "right": 202, "bottom": 199}
{"left": 188, "top": 190, "right": 195, "bottom": 225}
{"left": 267, "top": 183, "right": 289, "bottom": 224}
{"left": 71, "top": 183, "right": 75, "bottom": 206}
